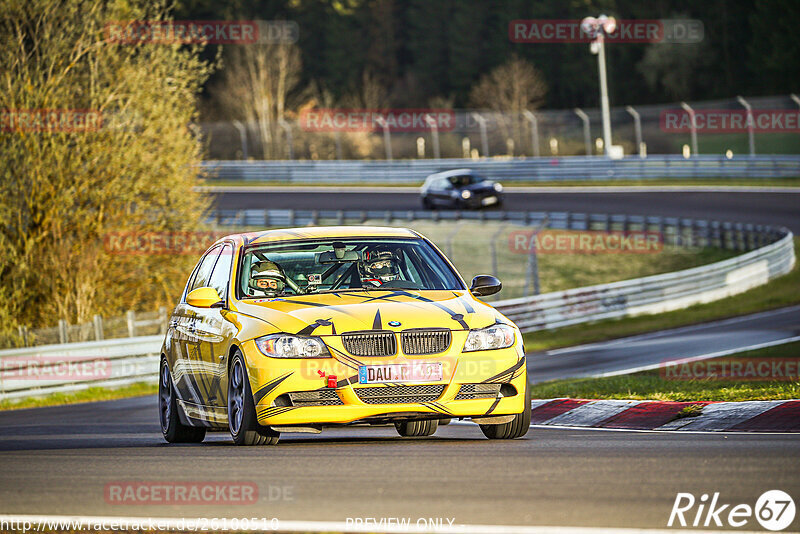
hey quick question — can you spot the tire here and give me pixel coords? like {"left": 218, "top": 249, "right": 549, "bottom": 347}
{"left": 395, "top": 419, "right": 439, "bottom": 437}
{"left": 421, "top": 196, "right": 434, "bottom": 210}
{"left": 479, "top": 380, "right": 531, "bottom": 440}
{"left": 159, "top": 358, "right": 206, "bottom": 444}
{"left": 228, "top": 351, "right": 280, "bottom": 446}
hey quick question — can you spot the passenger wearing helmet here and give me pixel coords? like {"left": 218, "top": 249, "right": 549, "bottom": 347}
{"left": 249, "top": 260, "right": 286, "bottom": 297}
{"left": 359, "top": 246, "right": 400, "bottom": 287}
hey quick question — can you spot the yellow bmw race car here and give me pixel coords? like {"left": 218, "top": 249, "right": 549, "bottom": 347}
{"left": 159, "top": 226, "right": 530, "bottom": 445}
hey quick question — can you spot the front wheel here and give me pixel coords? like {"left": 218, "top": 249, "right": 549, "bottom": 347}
{"left": 159, "top": 359, "right": 206, "bottom": 443}
{"left": 395, "top": 419, "right": 439, "bottom": 437}
{"left": 480, "top": 381, "right": 531, "bottom": 439}
{"left": 228, "top": 352, "right": 280, "bottom": 446}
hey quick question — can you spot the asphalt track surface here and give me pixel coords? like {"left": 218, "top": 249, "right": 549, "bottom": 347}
{"left": 527, "top": 305, "right": 800, "bottom": 383}
{"left": 0, "top": 397, "right": 799, "bottom": 530}
{"left": 1, "top": 187, "right": 797, "bottom": 530}
{"left": 211, "top": 188, "right": 800, "bottom": 233}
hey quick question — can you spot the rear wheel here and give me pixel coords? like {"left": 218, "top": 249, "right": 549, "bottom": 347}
{"left": 479, "top": 381, "right": 531, "bottom": 440}
{"left": 421, "top": 196, "right": 434, "bottom": 210}
{"left": 159, "top": 359, "right": 206, "bottom": 443}
{"left": 395, "top": 419, "right": 439, "bottom": 437}
{"left": 228, "top": 352, "right": 280, "bottom": 446}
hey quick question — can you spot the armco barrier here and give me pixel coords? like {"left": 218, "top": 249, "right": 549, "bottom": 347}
{"left": 0, "top": 211, "right": 794, "bottom": 401}
{"left": 201, "top": 155, "right": 800, "bottom": 183}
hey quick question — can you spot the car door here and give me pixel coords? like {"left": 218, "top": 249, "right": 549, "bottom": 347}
{"left": 192, "top": 242, "right": 237, "bottom": 415}
{"left": 431, "top": 178, "right": 453, "bottom": 205}
{"left": 169, "top": 245, "right": 222, "bottom": 408}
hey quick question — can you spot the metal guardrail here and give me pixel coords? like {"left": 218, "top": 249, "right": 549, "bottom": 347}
{"left": 202, "top": 155, "right": 800, "bottom": 183}
{"left": 0, "top": 336, "right": 162, "bottom": 401}
{"left": 0, "top": 211, "right": 794, "bottom": 401}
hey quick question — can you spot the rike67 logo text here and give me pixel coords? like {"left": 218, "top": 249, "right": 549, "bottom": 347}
{"left": 669, "top": 490, "right": 795, "bottom": 531}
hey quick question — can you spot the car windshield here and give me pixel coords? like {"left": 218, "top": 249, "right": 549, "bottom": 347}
{"left": 449, "top": 174, "right": 483, "bottom": 187}
{"left": 239, "top": 238, "right": 464, "bottom": 298}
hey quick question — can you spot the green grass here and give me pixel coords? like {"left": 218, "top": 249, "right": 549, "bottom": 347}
{"left": 0, "top": 382, "right": 157, "bottom": 411}
{"left": 354, "top": 220, "right": 738, "bottom": 299}
{"left": 200, "top": 176, "right": 800, "bottom": 189}
{"left": 530, "top": 341, "right": 800, "bottom": 402}
{"left": 523, "top": 238, "right": 800, "bottom": 352}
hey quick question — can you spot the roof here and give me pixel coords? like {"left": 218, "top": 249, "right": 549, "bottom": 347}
{"left": 217, "top": 226, "right": 420, "bottom": 246}
{"left": 426, "top": 168, "right": 476, "bottom": 179}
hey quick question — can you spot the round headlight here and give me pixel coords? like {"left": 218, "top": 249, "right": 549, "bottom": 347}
{"left": 494, "top": 183, "right": 503, "bottom": 192}
{"left": 461, "top": 190, "right": 472, "bottom": 199}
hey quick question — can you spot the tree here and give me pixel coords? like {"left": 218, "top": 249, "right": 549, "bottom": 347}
{"left": 0, "top": 0, "right": 213, "bottom": 343}
{"left": 469, "top": 54, "right": 547, "bottom": 155}
{"left": 212, "top": 41, "right": 303, "bottom": 159}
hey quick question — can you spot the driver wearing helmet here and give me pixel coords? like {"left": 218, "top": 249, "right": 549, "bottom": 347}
{"left": 249, "top": 260, "right": 287, "bottom": 297}
{"left": 359, "top": 246, "right": 401, "bottom": 287}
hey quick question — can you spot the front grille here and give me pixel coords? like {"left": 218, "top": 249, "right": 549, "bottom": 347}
{"left": 288, "top": 389, "right": 344, "bottom": 407}
{"left": 342, "top": 330, "right": 397, "bottom": 357}
{"left": 400, "top": 329, "right": 451, "bottom": 355}
{"left": 355, "top": 384, "right": 445, "bottom": 405}
{"left": 454, "top": 383, "right": 501, "bottom": 400}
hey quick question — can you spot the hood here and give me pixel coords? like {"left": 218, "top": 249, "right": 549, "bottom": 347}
{"left": 233, "top": 289, "right": 504, "bottom": 337}
{"left": 459, "top": 180, "right": 497, "bottom": 193}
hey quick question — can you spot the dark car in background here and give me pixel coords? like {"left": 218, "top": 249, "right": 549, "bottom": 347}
{"left": 420, "top": 169, "right": 504, "bottom": 210}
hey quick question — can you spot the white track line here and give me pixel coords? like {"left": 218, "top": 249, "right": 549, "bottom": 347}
{"left": 0, "top": 514, "right": 760, "bottom": 533}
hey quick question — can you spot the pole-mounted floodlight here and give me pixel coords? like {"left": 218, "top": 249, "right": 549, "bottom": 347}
{"left": 581, "top": 15, "right": 616, "bottom": 157}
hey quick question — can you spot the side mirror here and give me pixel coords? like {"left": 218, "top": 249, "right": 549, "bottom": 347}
{"left": 469, "top": 275, "right": 502, "bottom": 297}
{"left": 186, "top": 287, "right": 225, "bottom": 308}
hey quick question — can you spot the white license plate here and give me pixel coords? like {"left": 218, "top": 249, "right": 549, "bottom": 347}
{"left": 358, "top": 363, "right": 442, "bottom": 384}
{"left": 481, "top": 195, "right": 498, "bottom": 206}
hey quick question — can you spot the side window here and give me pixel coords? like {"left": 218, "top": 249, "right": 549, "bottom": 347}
{"left": 189, "top": 246, "right": 222, "bottom": 294}
{"left": 207, "top": 243, "right": 234, "bottom": 298}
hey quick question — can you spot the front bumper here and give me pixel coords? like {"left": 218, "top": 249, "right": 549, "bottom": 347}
{"left": 240, "top": 338, "right": 527, "bottom": 426}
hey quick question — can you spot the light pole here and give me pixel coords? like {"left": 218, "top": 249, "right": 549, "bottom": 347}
{"left": 523, "top": 110, "right": 540, "bottom": 157}
{"left": 278, "top": 118, "right": 294, "bottom": 160}
{"left": 581, "top": 15, "right": 616, "bottom": 156}
{"left": 425, "top": 114, "right": 441, "bottom": 159}
{"left": 574, "top": 108, "right": 592, "bottom": 155}
{"left": 625, "top": 106, "right": 644, "bottom": 158}
{"left": 680, "top": 102, "right": 698, "bottom": 157}
{"left": 375, "top": 116, "right": 392, "bottom": 161}
{"left": 736, "top": 96, "right": 755, "bottom": 156}
{"left": 470, "top": 112, "right": 489, "bottom": 157}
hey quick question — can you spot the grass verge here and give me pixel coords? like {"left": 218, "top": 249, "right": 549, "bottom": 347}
{"left": 523, "top": 238, "right": 800, "bottom": 352}
{"left": 0, "top": 382, "right": 157, "bottom": 411}
{"left": 530, "top": 341, "right": 800, "bottom": 401}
